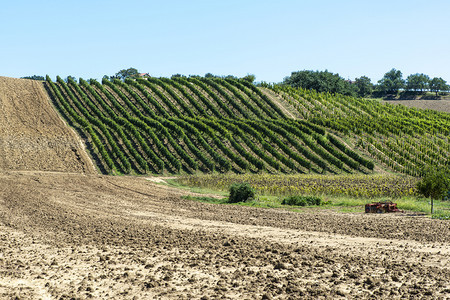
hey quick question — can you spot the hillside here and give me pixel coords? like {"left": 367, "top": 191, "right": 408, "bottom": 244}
{"left": 270, "top": 84, "right": 450, "bottom": 176}
{"left": 0, "top": 77, "right": 94, "bottom": 173}
{"left": 46, "top": 76, "right": 376, "bottom": 176}
{"left": 44, "top": 76, "right": 450, "bottom": 177}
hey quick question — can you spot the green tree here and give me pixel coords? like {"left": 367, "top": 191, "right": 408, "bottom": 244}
{"left": 429, "top": 77, "right": 449, "bottom": 96}
{"left": 65, "top": 76, "right": 77, "bottom": 83}
{"left": 377, "top": 68, "right": 405, "bottom": 95}
{"left": 417, "top": 166, "right": 450, "bottom": 200}
{"left": 241, "top": 74, "right": 256, "bottom": 83}
{"left": 406, "top": 73, "right": 430, "bottom": 94}
{"left": 115, "top": 67, "right": 139, "bottom": 80}
{"left": 21, "top": 75, "right": 45, "bottom": 81}
{"left": 283, "top": 70, "right": 356, "bottom": 96}
{"left": 354, "top": 76, "right": 373, "bottom": 97}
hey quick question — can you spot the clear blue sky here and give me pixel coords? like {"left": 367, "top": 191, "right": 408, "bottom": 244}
{"left": 1, "top": 0, "right": 449, "bottom": 83}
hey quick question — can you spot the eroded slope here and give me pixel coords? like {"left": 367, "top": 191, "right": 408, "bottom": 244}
{"left": 0, "top": 77, "right": 94, "bottom": 173}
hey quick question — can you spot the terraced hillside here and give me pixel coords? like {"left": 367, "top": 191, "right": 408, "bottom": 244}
{"left": 45, "top": 76, "right": 449, "bottom": 176}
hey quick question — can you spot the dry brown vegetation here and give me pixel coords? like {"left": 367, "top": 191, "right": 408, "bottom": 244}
{"left": 0, "top": 77, "right": 449, "bottom": 299}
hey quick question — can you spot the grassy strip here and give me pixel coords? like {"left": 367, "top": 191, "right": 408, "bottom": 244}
{"left": 172, "top": 174, "right": 449, "bottom": 218}
{"left": 181, "top": 195, "right": 228, "bottom": 204}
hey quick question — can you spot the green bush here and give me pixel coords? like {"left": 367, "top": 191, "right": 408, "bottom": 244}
{"left": 228, "top": 183, "right": 255, "bottom": 203}
{"left": 417, "top": 166, "right": 450, "bottom": 200}
{"left": 281, "top": 195, "right": 323, "bottom": 206}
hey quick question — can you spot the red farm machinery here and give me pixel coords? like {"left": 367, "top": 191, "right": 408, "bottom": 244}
{"left": 365, "top": 201, "right": 401, "bottom": 213}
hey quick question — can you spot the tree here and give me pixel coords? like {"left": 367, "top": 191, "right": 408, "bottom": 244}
{"left": 377, "top": 68, "right": 405, "bottom": 95}
{"left": 21, "top": 75, "right": 45, "bottom": 81}
{"left": 354, "top": 76, "right": 373, "bottom": 97}
{"left": 65, "top": 76, "right": 77, "bottom": 83}
{"left": 406, "top": 73, "right": 430, "bottom": 94}
{"left": 171, "top": 74, "right": 184, "bottom": 79}
{"left": 417, "top": 166, "right": 450, "bottom": 216}
{"left": 429, "top": 77, "right": 449, "bottom": 96}
{"left": 241, "top": 74, "right": 256, "bottom": 83}
{"left": 283, "top": 70, "right": 356, "bottom": 96}
{"left": 417, "top": 166, "right": 450, "bottom": 214}
{"left": 115, "top": 67, "right": 139, "bottom": 80}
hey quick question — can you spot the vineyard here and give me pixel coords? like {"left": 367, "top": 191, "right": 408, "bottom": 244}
{"left": 45, "top": 76, "right": 449, "bottom": 177}
{"left": 269, "top": 84, "right": 450, "bottom": 176}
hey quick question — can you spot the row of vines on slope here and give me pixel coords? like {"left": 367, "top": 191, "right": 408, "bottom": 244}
{"left": 269, "top": 84, "right": 449, "bottom": 176}
{"left": 46, "top": 76, "right": 372, "bottom": 175}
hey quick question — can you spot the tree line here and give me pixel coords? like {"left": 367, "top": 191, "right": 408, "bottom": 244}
{"left": 282, "top": 69, "right": 449, "bottom": 99}
{"left": 23, "top": 67, "right": 449, "bottom": 99}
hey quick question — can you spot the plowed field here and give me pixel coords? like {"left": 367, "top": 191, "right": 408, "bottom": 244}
{"left": 385, "top": 99, "right": 450, "bottom": 113}
{"left": 1, "top": 172, "right": 449, "bottom": 299}
{"left": 0, "top": 77, "right": 94, "bottom": 173}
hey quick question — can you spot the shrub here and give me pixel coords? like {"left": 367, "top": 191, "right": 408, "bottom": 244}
{"left": 282, "top": 195, "right": 323, "bottom": 206}
{"left": 228, "top": 183, "right": 255, "bottom": 203}
{"left": 417, "top": 166, "right": 450, "bottom": 200}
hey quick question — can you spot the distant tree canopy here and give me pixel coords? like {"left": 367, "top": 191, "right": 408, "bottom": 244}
{"left": 111, "top": 67, "right": 139, "bottom": 80}
{"left": 98, "top": 68, "right": 448, "bottom": 99}
{"left": 406, "top": 73, "right": 430, "bottom": 93}
{"left": 241, "top": 74, "right": 256, "bottom": 83}
{"left": 21, "top": 75, "right": 45, "bottom": 81}
{"left": 171, "top": 74, "right": 184, "bottom": 79}
{"left": 65, "top": 76, "right": 77, "bottom": 83}
{"left": 354, "top": 76, "right": 373, "bottom": 98}
{"left": 283, "top": 70, "right": 356, "bottom": 97}
{"left": 429, "top": 77, "right": 449, "bottom": 96}
{"left": 203, "top": 73, "right": 255, "bottom": 82}
{"left": 377, "top": 68, "right": 405, "bottom": 95}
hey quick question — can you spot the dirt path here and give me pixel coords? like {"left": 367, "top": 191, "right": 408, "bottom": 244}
{"left": 1, "top": 172, "right": 449, "bottom": 299}
{"left": 0, "top": 77, "right": 94, "bottom": 173}
{"left": 259, "top": 88, "right": 300, "bottom": 119}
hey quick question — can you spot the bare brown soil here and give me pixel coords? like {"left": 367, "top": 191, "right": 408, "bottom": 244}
{"left": 1, "top": 172, "right": 449, "bottom": 299}
{"left": 0, "top": 77, "right": 94, "bottom": 173}
{"left": 384, "top": 99, "right": 450, "bottom": 113}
